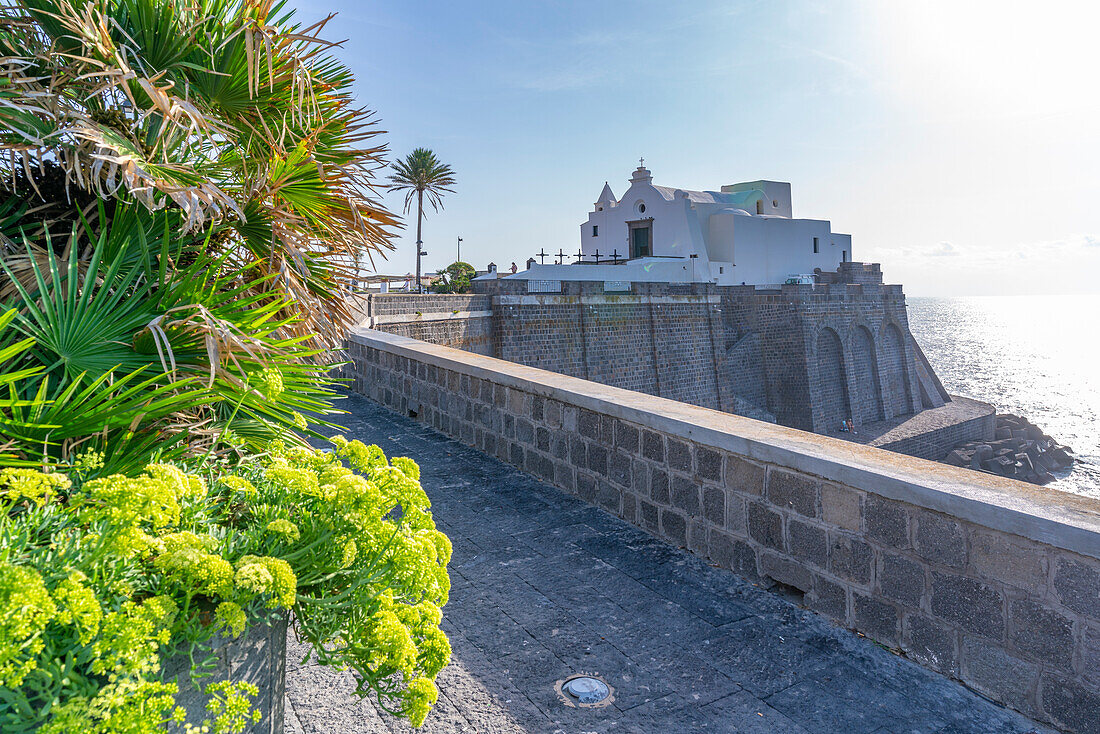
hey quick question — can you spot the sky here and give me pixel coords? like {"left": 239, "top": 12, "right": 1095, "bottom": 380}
{"left": 297, "top": 0, "right": 1100, "bottom": 296}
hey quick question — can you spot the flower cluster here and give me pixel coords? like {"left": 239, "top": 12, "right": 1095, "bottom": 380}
{"left": 0, "top": 467, "right": 70, "bottom": 506}
{"left": 265, "top": 518, "right": 300, "bottom": 542}
{"left": 228, "top": 436, "right": 453, "bottom": 725}
{"left": 0, "top": 561, "right": 56, "bottom": 686}
{"left": 0, "top": 440, "right": 451, "bottom": 731}
{"left": 234, "top": 555, "right": 297, "bottom": 608}
{"left": 53, "top": 572, "right": 103, "bottom": 645}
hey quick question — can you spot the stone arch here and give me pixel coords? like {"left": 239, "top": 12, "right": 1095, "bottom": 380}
{"left": 850, "top": 325, "right": 883, "bottom": 424}
{"left": 816, "top": 327, "right": 850, "bottom": 429}
{"left": 880, "top": 323, "right": 912, "bottom": 418}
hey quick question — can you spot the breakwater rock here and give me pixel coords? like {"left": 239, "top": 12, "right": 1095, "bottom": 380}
{"left": 945, "top": 413, "right": 1074, "bottom": 485}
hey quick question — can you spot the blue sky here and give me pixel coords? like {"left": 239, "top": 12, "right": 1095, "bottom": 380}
{"left": 297, "top": 0, "right": 1100, "bottom": 296}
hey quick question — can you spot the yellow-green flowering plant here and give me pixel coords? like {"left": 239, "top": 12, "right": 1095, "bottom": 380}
{"left": 0, "top": 438, "right": 451, "bottom": 732}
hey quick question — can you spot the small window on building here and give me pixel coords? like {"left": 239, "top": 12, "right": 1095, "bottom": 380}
{"left": 592, "top": 225, "right": 599, "bottom": 237}
{"left": 813, "top": 237, "right": 819, "bottom": 254}
{"left": 842, "top": 250, "right": 848, "bottom": 262}
{"left": 756, "top": 200, "right": 763, "bottom": 215}
{"left": 719, "top": 266, "right": 724, "bottom": 274}
{"left": 639, "top": 203, "right": 646, "bottom": 214}
{"left": 772, "top": 199, "right": 778, "bottom": 208}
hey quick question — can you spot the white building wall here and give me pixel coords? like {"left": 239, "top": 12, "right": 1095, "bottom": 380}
{"left": 574, "top": 167, "right": 853, "bottom": 285}
{"left": 714, "top": 215, "right": 851, "bottom": 285}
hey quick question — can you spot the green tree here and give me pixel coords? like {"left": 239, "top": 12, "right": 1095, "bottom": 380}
{"left": 434, "top": 261, "right": 476, "bottom": 294}
{"left": 387, "top": 149, "right": 456, "bottom": 293}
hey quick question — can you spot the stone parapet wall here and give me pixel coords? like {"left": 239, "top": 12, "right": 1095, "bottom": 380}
{"left": 359, "top": 279, "right": 983, "bottom": 450}
{"left": 348, "top": 293, "right": 493, "bottom": 355}
{"left": 345, "top": 328, "right": 1100, "bottom": 734}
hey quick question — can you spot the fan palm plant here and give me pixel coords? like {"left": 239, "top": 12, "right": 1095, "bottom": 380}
{"left": 0, "top": 210, "right": 341, "bottom": 473}
{"left": 0, "top": 0, "right": 400, "bottom": 343}
{"left": 387, "top": 149, "right": 456, "bottom": 293}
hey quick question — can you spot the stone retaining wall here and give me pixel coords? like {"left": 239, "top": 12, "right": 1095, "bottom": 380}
{"left": 345, "top": 328, "right": 1100, "bottom": 733}
{"left": 875, "top": 403, "right": 997, "bottom": 460}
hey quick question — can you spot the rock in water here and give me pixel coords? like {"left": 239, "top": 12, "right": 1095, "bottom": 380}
{"left": 942, "top": 412, "right": 1074, "bottom": 486}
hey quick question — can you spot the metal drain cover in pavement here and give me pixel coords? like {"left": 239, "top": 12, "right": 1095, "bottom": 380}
{"left": 555, "top": 674, "right": 614, "bottom": 708}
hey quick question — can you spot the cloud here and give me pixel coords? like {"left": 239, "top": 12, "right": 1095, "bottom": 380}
{"left": 870, "top": 233, "right": 1100, "bottom": 269}
{"left": 508, "top": 68, "right": 612, "bottom": 92}
{"left": 928, "top": 241, "right": 960, "bottom": 257}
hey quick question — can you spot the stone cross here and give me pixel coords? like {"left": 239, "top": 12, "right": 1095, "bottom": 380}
{"left": 611, "top": 249, "right": 622, "bottom": 264}
{"left": 537, "top": 248, "right": 548, "bottom": 264}
{"left": 593, "top": 249, "right": 602, "bottom": 264}
{"left": 556, "top": 249, "right": 565, "bottom": 265}
{"left": 574, "top": 249, "right": 584, "bottom": 264}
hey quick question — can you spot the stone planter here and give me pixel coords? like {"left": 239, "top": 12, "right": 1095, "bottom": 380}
{"left": 163, "top": 613, "right": 288, "bottom": 734}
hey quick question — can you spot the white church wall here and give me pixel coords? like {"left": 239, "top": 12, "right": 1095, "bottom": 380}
{"left": 726, "top": 216, "right": 850, "bottom": 284}
{"left": 721, "top": 181, "right": 792, "bottom": 218}
{"left": 574, "top": 166, "right": 853, "bottom": 286}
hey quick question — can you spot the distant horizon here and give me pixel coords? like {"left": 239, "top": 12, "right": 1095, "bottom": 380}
{"left": 300, "top": 0, "right": 1100, "bottom": 297}
{"left": 906, "top": 291, "right": 1100, "bottom": 299}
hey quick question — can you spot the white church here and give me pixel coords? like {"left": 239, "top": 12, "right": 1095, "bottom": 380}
{"left": 496, "top": 161, "right": 852, "bottom": 285}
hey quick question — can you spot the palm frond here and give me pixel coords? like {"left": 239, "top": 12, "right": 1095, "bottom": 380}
{"left": 0, "top": 0, "right": 400, "bottom": 342}
{"left": 387, "top": 147, "right": 456, "bottom": 214}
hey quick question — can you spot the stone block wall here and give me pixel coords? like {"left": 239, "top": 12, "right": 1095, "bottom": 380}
{"left": 165, "top": 613, "right": 288, "bottom": 734}
{"left": 349, "top": 294, "right": 493, "bottom": 355}
{"left": 875, "top": 399, "right": 997, "bottom": 460}
{"left": 493, "top": 283, "right": 731, "bottom": 412}
{"left": 345, "top": 329, "right": 1100, "bottom": 734}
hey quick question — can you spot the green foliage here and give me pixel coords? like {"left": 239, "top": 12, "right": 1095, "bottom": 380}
{"left": 0, "top": 0, "right": 400, "bottom": 342}
{"left": 0, "top": 0, "right": 455, "bottom": 728}
{"left": 433, "top": 262, "right": 476, "bottom": 294}
{"left": 0, "top": 220, "right": 340, "bottom": 472}
{"left": 0, "top": 441, "right": 450, "bottom": 731}
{"left": 387, "top": 149, "right": 457, "bottom": 216}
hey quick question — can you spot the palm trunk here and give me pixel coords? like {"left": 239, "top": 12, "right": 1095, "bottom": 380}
{"left": 415, "top": 189, "right": 424, "bottom": 294}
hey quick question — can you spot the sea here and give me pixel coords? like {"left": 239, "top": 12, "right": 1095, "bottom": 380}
{"left": 907, "top": 295, "right": 1100, "bottom": 499}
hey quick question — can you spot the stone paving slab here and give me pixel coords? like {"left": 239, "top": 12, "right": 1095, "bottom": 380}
{"left": 286, "top": 392, "right": 1050, "bottom": 734}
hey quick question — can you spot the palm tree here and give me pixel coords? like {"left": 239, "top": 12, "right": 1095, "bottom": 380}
{"left": 0, "top": 0, "right": 400, "bottom": 344}
{"left": 388, "top": 149, "right": 456, "bottom": 293}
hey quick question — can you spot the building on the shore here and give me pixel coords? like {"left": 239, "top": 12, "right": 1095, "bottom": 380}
{"left": 487, "top": 161, "right": 853, "bottom": 286}
{"left": 348, "top": 164, "right": 983, "bottom": 455}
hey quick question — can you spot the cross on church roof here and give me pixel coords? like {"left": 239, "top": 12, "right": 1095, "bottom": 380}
{"left": 639, "top": 157, "right": 644, "bottom": 167}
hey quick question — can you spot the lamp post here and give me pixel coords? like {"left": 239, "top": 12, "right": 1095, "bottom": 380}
{"left": 416, "top": 240, "right": 428, "bottom": 293}
{"left": 457, "top": 236, "right": 463, "bottom": 264}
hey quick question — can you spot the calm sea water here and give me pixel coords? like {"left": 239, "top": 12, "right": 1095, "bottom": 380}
{"left": 907, "top": 295, "right": 1100, "bottom": 499}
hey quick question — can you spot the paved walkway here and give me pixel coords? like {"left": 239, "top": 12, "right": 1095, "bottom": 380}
{"left": 285, "top": 393, "right": 1046, "bottom": 734}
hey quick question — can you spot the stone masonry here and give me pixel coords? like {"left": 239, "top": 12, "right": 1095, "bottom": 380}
{"left": 349, "top": 294, "right": 493, "bottom": 355}
{"left": 477, "top": 270, "right": 928, "bottom": 434}
{"left": 344, "top": 329, "right": 1100, "bottom": 734}
{"left": 354, "top": 269, "right": 989, "bottom": 459}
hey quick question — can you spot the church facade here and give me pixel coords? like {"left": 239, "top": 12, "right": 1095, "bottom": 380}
{"left": 497, "top": 162, "right": 854, "bottom": 285}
